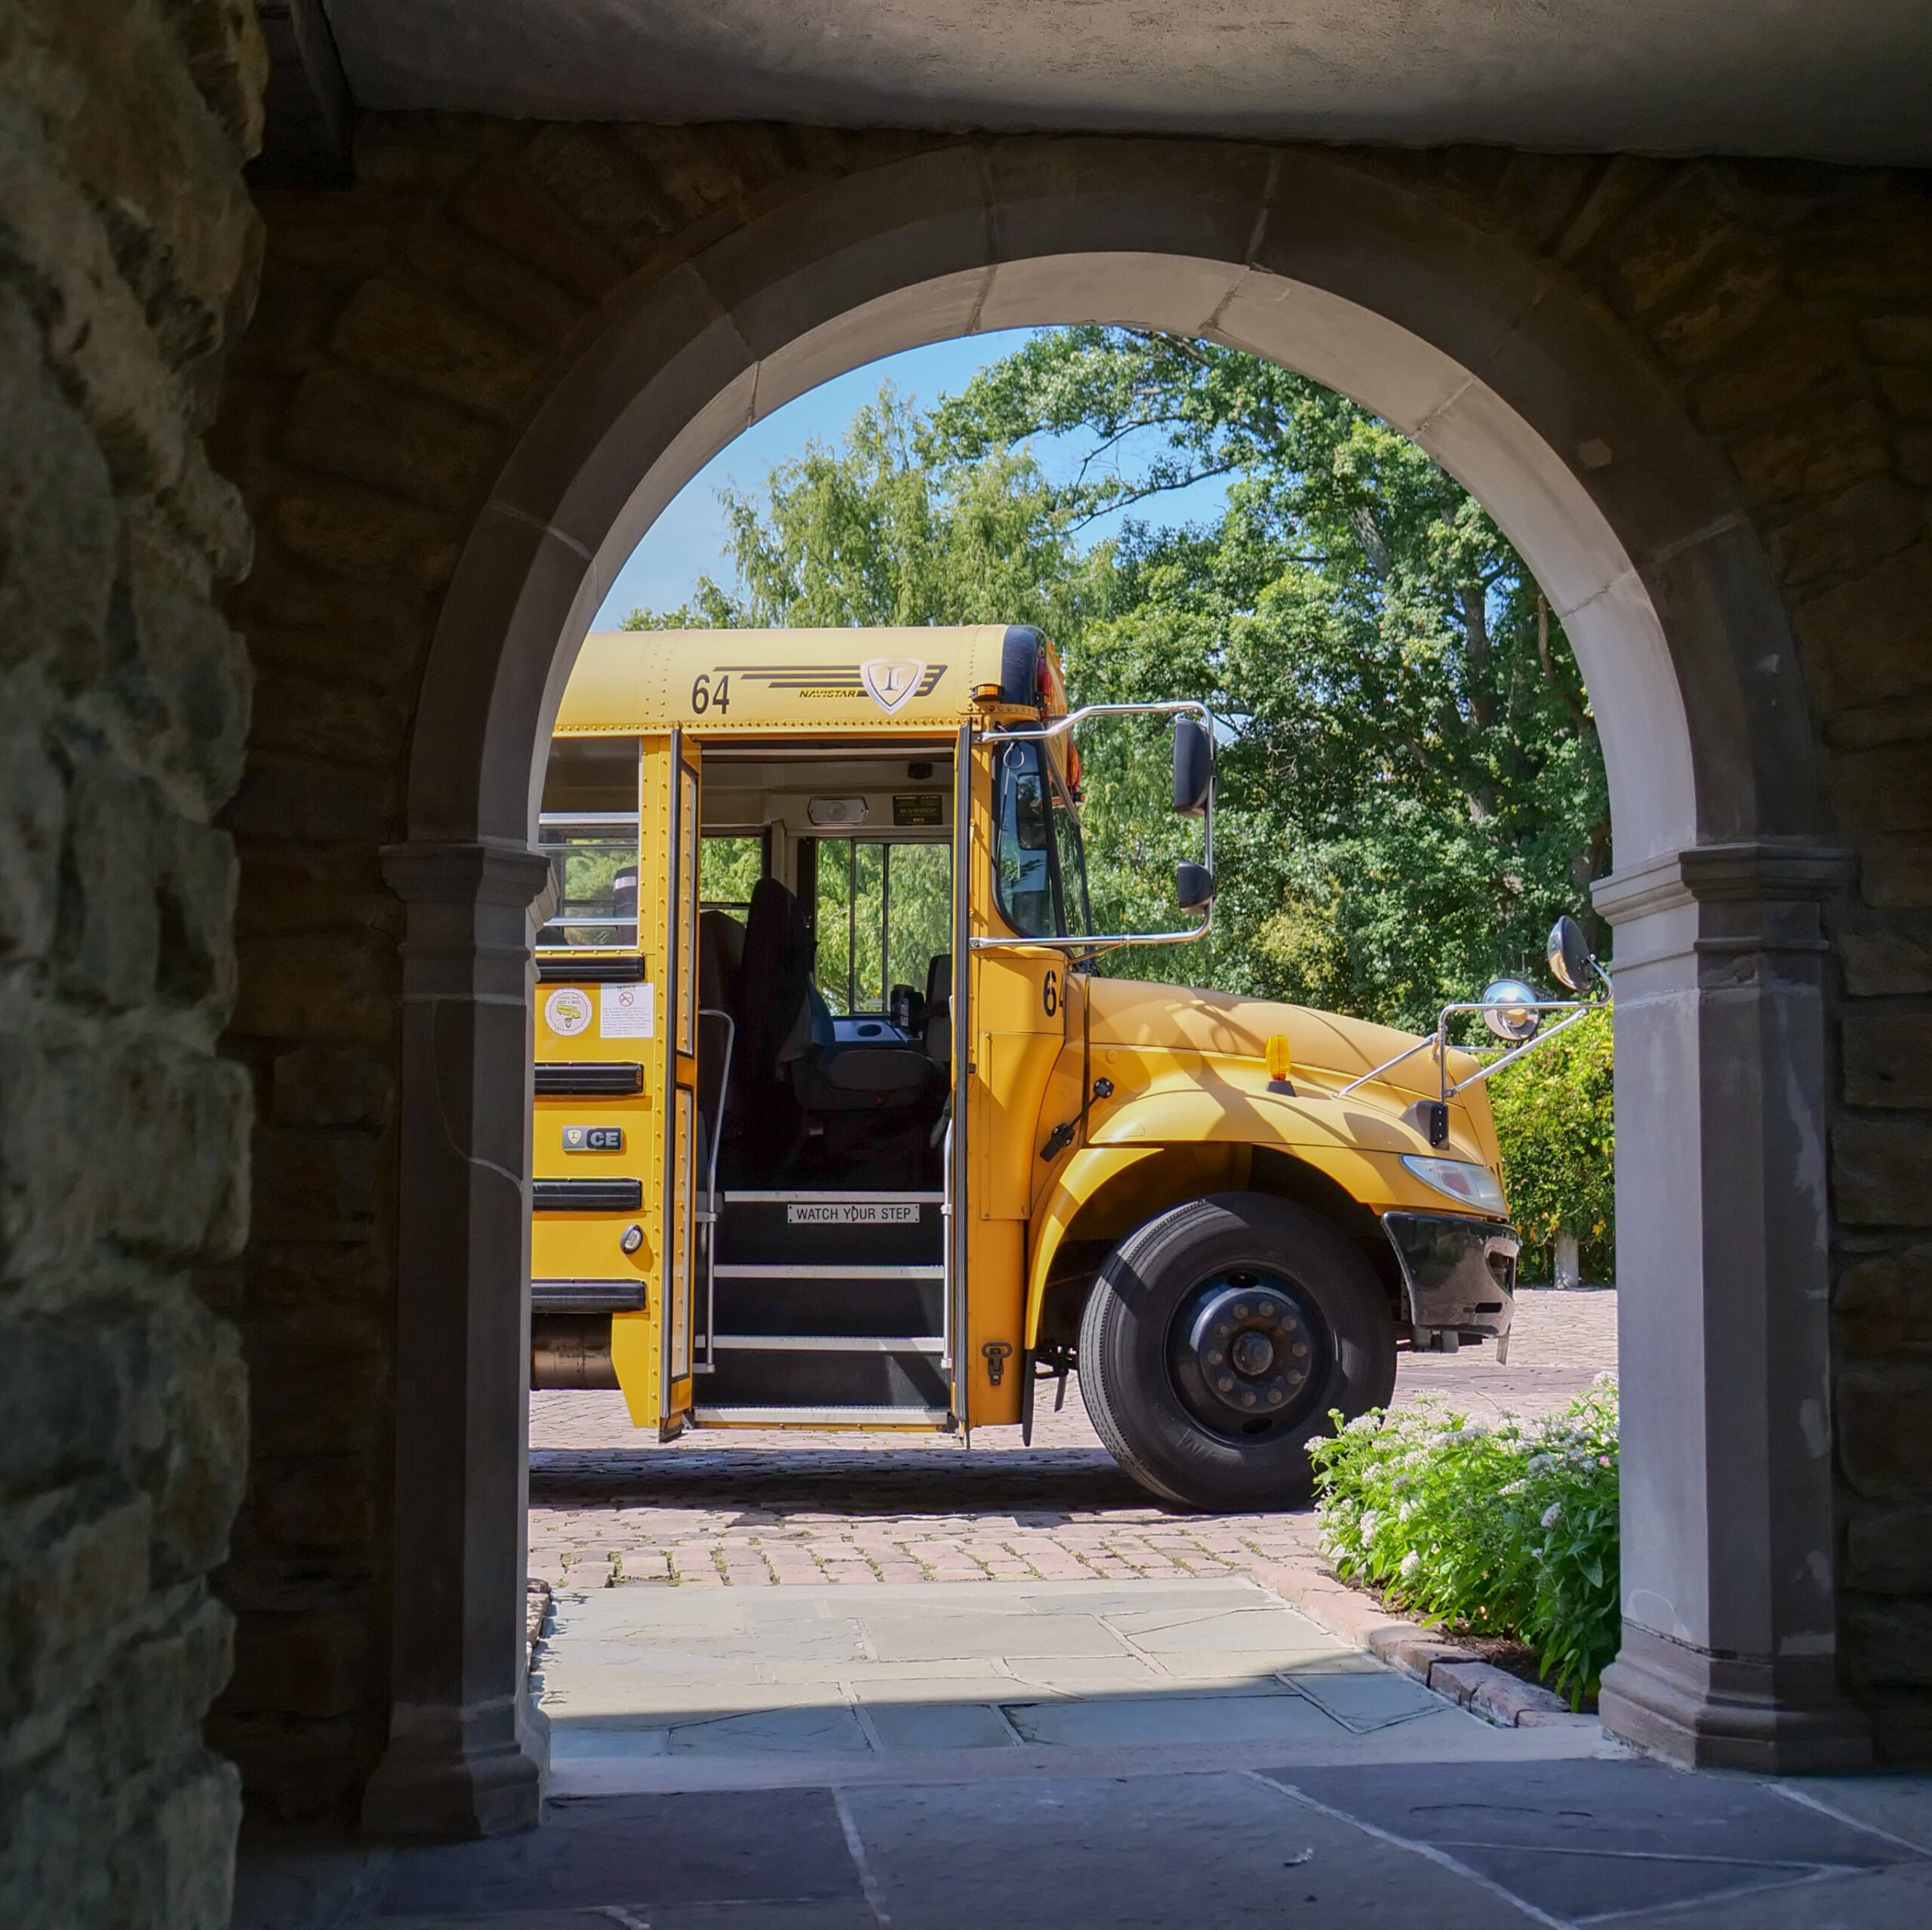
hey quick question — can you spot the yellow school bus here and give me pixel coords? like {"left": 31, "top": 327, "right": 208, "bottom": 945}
{"left": 529, "top": 626, "right": 1588, "bottom": 1510}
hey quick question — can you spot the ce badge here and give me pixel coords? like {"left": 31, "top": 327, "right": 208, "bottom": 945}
{"left": 562, "top": 1125, "right": 624, "bottom": 1153}
{"left": 860, "top": 657, "right": 924, "bottom": 716}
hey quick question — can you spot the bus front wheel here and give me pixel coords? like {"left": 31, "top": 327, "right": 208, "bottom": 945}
{"left": 1078, "top": 1192, "right": 1397, "bottom": 1512}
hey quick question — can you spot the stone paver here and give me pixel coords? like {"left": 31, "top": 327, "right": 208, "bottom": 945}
{"left": 235, "top": 1755, "right": 1932, "bottom": 1930}
{"left": 533, "top": 1575, "right": 1596, "bottom": 1796}
{"left": 527, "top": 1289, "right": 1617, "bottom": 1593}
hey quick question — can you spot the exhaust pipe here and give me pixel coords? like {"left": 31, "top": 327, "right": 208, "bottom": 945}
{"left": 531, "top": 1315, "right": 620, "bottom": 1390}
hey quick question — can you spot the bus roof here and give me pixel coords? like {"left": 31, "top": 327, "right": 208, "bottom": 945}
{"left": 555, "top": 626, "right": 1058, "bottom": 736}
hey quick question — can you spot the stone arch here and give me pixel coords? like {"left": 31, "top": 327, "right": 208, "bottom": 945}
{"left": 368, "top": 140, "right": 1863, "bottom": 1833}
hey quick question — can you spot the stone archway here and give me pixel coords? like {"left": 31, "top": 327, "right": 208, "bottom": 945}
{"left": 367, "top": 140, "right": 1863, "bottom": 1833}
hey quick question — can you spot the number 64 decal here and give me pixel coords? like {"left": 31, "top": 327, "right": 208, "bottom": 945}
{"left": 1043, "top": 969, "right": 1059, "bottom": 1017}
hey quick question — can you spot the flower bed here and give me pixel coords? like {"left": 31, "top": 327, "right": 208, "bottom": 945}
{"left": 1306, "top": 1379, "right": 1620, "bottom": 1705}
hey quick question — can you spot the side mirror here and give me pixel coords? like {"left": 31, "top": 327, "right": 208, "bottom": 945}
{"left": 1547, "top": 914, "right": 1595, "bottom": 993}
{"left": 1480, "top": 977, "right": 1542, "bottom": 1042}
{"left": 1172, "top": 719, "right": 1214, "bottom": 817}
{"left": 1176, "top": 861, "right": 1216, "bottom": 912}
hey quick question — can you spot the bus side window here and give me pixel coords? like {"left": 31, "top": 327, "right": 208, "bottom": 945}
{"left": 993, "top": 741, "right": 1057, "bottom": 937}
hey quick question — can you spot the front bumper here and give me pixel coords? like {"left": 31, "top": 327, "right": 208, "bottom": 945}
{"left": 1380, "top": 1212, "right": 1518, "bottom": 1341}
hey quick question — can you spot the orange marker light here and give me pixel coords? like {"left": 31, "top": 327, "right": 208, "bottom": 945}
{"left": 1265, "top": 1035, "right": 1293, "bottom": 1082}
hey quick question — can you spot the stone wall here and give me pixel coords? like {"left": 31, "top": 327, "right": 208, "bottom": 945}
{"left": 1404, "top": 152, "right": 1932, "bottom": 1761}
{"left": 211, "top": 123, "right": 1932, "bottom": 1812}
{"left": 0, "top": 2, "right": 266, "bottom": 1923}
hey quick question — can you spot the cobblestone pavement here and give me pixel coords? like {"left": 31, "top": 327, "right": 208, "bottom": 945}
{"left": 528, "top": 1289, "right": 1617, "bottom": 1593}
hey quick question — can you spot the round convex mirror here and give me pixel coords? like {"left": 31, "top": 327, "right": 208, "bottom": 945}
{"left": 1480, "top": 978, "right": 1543, "bottom": 1042}
{"left": 1547, "top": 914, "right": 1594, "bottom": 993}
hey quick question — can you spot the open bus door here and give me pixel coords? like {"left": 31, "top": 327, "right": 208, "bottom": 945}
{"left": 958, "top": 721, "right": 1070, "bottom": 1433}
{"left": 533, "top": 729, "right": 702, "bottom": 1438}
{"left": 638, "top": 728, "right": 701, "bottom": 1436}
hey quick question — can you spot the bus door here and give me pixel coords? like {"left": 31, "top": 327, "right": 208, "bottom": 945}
{"left": 542, "top": 730, "right": 700, "bottom": 1437}
{"left": 961, "top": 729, "right": 1075, "bottom": 1427}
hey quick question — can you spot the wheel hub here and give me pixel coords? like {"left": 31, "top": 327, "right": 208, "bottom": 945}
{"left": 1168, "top": 1273, "right": 1322, "bottom": 1438}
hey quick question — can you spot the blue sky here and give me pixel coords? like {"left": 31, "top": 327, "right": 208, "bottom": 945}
{"left": 590, "top": 328, "right": 1234, "bottom": 626}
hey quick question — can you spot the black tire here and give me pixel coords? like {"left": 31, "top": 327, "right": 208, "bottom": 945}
{"left": 1078, "top": 1192, "right": 1397, "bottom": 1511}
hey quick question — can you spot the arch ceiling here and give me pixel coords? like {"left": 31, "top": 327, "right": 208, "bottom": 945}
{"left": 319, "top": 2, "right": 1932, "bottom": 164}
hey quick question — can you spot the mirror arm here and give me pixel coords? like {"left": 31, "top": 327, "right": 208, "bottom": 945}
{"left": 971, "top": 903, "right": 1212, "bottom": 955}
{"left": 1334, "top": 1034, "right": 1436, "bottom": 1100}
{"left": 993, "top": 699, "right": 1217, "bottom": 742}
{"left": 1444, "top": 999, "right": 1603, "bottom": 1097}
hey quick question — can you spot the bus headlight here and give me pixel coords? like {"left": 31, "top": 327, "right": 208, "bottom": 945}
{"left": 1400, "top": 1156, "right": 1507, "bottom": 1217}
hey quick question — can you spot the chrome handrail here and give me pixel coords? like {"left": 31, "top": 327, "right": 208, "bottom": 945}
{"left": 693, "top": 1006, "right": 734, "bottom": 1375}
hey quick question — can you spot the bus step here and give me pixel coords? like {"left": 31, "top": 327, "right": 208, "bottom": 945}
{"left": 716, "top": 1192, "right": 943, "bottom": 1266}
{"left": 712, "top": 1270, "right": 943, "bottom": 1338}
{"left": 710, "top": 1334, "right": 944, "bottom": 1353}
{"left": 701, "top": 1344, "right": 949, "bottom": 1410}
{"left": 712, "top": 1264, "right": 942, "bottom": 1279}
{"left": 694, "top": 1406, "right": 951, "bottom": 1430}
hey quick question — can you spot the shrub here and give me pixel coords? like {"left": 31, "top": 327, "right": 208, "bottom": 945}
{"left": 1306, "top": 1380, "right": 1620, "bottom": 1704}
{"left": 1488, "top": 1005, "right": 1614, "bottom": 1282}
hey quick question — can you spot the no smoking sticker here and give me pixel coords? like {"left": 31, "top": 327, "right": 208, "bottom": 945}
{"left": 600, "top": 981, "right": 655, "bottom": 1039}
{"left": 543, "top": 988, "right": 591, "bottom": 1036}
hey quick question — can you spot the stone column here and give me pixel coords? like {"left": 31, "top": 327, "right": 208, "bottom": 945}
{"left": 1594, "top": 842, "right": 1869, "bottom": 1770}
{"left": 361, "top": 842, "right": 555, "bottom": 1836}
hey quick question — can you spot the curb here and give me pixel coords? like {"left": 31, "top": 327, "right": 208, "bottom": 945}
{"left": 526, "top": 1577, "right": 552, "bottom": 1676}
{"left": 1253, "top": 1556, "right": 1596, "bottom": 1731}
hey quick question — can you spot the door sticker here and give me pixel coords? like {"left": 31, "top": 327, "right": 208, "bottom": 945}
{"left": 544, "top": 988, "right": 592, "bottom": 1036}
{"left": 599, "top": 980, "right": 655, "bottom": 1038}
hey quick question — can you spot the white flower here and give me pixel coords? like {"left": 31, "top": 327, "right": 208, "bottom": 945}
{"left": 1541, "top": 1503, "right": 1563, "bottom": 1529}
{"left": 1399, "top": 1550, "right": 1421, "bottom": 1578}
{"left": 1359, "top": 1510, "right": 1380, "bottom": 1541}
{"left": 1398, "top": 1501, "right": 1414, "bottom": 1522}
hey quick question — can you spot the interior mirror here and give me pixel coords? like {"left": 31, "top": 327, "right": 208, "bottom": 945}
{"left": 1172, "top": 719, "right": 1214, "bottom": 817}
{"left": 1480, "top": 977, "right": 1542, "bottom": 1042}
{"left": 1176, "top": 861, "right": 1216, "bottom": 912}
{"left": 1547, "top": 914, "right": 1594, "bottom": 993}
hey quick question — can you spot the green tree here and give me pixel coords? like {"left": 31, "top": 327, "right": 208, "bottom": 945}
{"left": 930, "top": 329, "right": 1610, "bottom": 1025}
{"left": 624, "top": 329, "right": 1611, "bottom": 1032}
{"left": 1487, "top": 1006, "right": 1616, "bottom": 1283}
{"left": 623, "top": 383, "right": 1114, "bottom": 635}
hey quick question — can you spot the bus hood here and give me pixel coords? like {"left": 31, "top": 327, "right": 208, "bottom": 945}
{"left": 1082, "top": 973, "right": 1481, "bottom": 1109}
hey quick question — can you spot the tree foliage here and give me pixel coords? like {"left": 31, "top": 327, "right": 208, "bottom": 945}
{"left": 930, "top": 330, "right": 1610, "bottom": 1023}
{"left": 1487, "top": 1006, "right": 1616, "bottom": 1282}
{"left": 623, "top": 384, "right": 1114, "bottom": 638}
{"left": 624, "top": 328, "right": 1611, "bottom": 1034}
